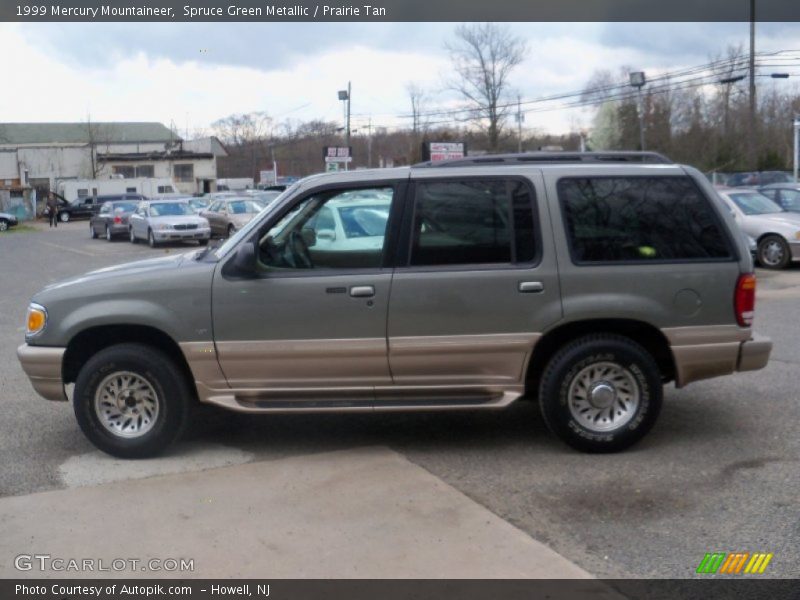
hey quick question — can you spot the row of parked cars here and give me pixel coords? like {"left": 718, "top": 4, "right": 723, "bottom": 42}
{"left": 715, "top": 182, "right": 800, "bottom": 269}
{"left": 85, "top": 190, "right": 282, "bottom": 247}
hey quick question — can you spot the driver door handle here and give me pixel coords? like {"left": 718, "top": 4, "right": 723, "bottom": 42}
{"left": 349, "top": 286, "right": 375, "bottom": 298}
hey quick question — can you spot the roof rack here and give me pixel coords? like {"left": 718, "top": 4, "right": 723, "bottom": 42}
{"left": 413, "top": 151, "right": 673, "bottom": 168}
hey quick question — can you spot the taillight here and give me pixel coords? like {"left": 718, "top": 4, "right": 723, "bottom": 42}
{"left": 114, "top": 216, "right": 122, "bottom": 224}
{"left": 735, "top": 273, "right": 756, "bottom": 327}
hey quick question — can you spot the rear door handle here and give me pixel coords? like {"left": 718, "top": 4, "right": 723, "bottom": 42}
{"left": 349, "top": 286, "right": 375, "bottom": 298}
{"left": 518, "top": 281, "right": 544, "bottom": 293}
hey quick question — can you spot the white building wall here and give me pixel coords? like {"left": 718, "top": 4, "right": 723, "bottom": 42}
{"left": 0, "top": 150, "right": 17, "bottom": 180}
{"left": 17, "top": 146, "right": 94, "bottom": 189}
{"left": 96, "top": 156, "right": 218, "bottom": 195}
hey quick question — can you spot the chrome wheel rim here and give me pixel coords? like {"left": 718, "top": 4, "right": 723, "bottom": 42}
{"left": 94, "top": 371, "right": 160, "bottom": 438}
{"left": 761, "top": 241, "right": 784, "bottom": 267}
{"left": 0, "top": 221, "right": 7, "bottom": 231}
{"left": 567, "top": 361, "right": 640, "bottom": 432}
{"left": 106, "top": 226, "right": 111, "bottom": 240}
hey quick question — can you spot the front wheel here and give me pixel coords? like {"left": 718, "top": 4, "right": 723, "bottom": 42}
{"left": 0, "top": 219, "right": 10, "bottom": 232}
{"left": 757, "top": 235, "right": 791, "bottom": 269}
{"left": 538, "top": 334, "right": 662, "bottom": 453}
{"left": 148, "top": 229, "right": 158, "bottom": 248}
{"left": 73, "top": 343, "right": 192, "bottom": 458}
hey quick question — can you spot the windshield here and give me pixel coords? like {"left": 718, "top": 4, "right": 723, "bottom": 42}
{"left": 113, "top": 202, "right": 139, "bottom": 213}
{"left": 728, "top": 192, "right": 784, "bottom": 215}
{"left": 212, "top": 182, "right": 300, "bottom": 259}
{"left": 149, "top": 202, "right": 193, "bottom": 217}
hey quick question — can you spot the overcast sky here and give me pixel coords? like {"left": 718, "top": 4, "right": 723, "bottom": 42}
{"left": 2, "top": 22, "right": 799, "bottom": 136}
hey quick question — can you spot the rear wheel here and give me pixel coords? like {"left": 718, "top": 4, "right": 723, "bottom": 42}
{"left": 73, "top": 343, "right": 191, "bottom": 458}
{"left": 538, "top": 334, "right": 662, "bottom": 453}
{"left": 0, "top": 219, "right": 8, "bottom": 232}
{"left": 105, "top": 225, "right": 113, "bottom": 241}
{"left": 757, "top": 235, "right": 790, "bottom": 269}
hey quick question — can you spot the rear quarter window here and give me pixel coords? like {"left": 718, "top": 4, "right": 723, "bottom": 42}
{"left": 557, "top": 176, "right": 733, "bottom": 264}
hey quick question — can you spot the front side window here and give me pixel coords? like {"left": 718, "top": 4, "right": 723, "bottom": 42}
{"left": 559, "top": 177, "right": 732, "bottom": 263}
{"left": 258, "top": 187, "right": 393, "bottom": 271}
{"left": 409, "top": 179, "right": 536, "bottom": 267}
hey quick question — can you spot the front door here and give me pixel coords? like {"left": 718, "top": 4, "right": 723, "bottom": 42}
{"left": 384, "top": 173, "right": 562, "bottom": 400}
{"left": 212, "top": 183, "right": 402, "bottom": 397}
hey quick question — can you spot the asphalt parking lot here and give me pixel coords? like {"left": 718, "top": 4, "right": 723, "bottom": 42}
{"left": 1, "top": 219, "right": 798, "bottom": 579}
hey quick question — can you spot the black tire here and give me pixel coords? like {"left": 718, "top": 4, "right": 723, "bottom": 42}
{"left": 105, "top": 225, "right": 113, "bottom": 242}
{"left": 148, "top": 229, "right": 157, "bottom": 248}
{"left": 198, "top": 238, "right": 209, "bottom": 246}
{"left": 90, "top": 222, "right": 97, "bottom": 239}
{"left": 73, "top": 343, "right": 191, "bottom": 458}
{"left": 757, "top": 234, "right": 791, "bottom": 269}
{"left": 60, "top": 211, "right": 70, "bottom": 223}
{"left": 538, "top": 334, "right": 662, "bottom": 453}
{"left": 129, "top": 228, "right": 137, "bottom": 243}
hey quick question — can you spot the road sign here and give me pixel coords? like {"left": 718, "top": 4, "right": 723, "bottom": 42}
{"left": 422, "top": 142, "right": 466, "bottom": 162}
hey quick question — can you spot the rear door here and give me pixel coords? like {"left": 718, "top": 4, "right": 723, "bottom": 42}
{"left": 383, "top": 170, "right": 562, "bottom": 401}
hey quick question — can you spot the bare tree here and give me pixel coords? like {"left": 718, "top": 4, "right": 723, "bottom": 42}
{"left": 445, "top": 23, "right": 527, "bottom": 151}
{"left": 406, "top": 82, "right": 430, "bottom": 135}
{"left": 212, "top": 112, "right": 273, "bottom": 146}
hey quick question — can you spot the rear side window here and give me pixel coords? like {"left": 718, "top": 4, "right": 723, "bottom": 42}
{"left": 558, "top": 177, "right": 732, "bottom": 263}
{"left": 409, "top": 179, "right": 537, "bottom": 266}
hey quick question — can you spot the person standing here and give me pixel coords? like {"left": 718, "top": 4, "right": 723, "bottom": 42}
{"left": 46, "top": 193, "right": 58, "bottom": 228}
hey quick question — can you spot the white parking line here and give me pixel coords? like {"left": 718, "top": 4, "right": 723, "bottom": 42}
{"left": 39, "top": 241, "right": 97, "bottom": 257}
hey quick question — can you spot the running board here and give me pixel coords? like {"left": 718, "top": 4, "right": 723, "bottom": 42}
{"left": 202, "top": 391, "right": 521, "bottom": 414}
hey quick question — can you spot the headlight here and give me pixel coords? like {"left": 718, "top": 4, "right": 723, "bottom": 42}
{"left": 156, "top": 223, "right": 173, "bottom": 230}
{"left": 26, "top": 303, "right": 47, "bottom": 336}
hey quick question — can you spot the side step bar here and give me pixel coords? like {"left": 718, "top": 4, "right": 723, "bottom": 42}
{"left": 202, "top": 391, "right": 522, "bottom": 414}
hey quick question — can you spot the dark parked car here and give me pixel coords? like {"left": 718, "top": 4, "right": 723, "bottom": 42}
{"left": 89, "top": 200, "right": 141, "bottom": 241}
{"left": 55, "top": 193, "right": 146, "bottom": 223}
{"left": 0, "top": 211, "right": 19, "bottom": 232}
{"left": 727, "top": 171, "right": 794, "bottom": 187}
{"left": 758, "top": 183, "right": 800, "bottom": 213}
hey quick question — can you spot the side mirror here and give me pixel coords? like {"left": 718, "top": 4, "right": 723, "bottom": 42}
{"left": 301, "top": 227, "right": 317, "bottom": 247}
{"left": 316, "top": 228, "right": 336, "bottom": 242}
{"left": 232, "top": 240, "right": 257, "bottom": 276}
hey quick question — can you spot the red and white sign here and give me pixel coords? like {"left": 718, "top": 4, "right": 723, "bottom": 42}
{"left": 429, "top": 142, "right": 465, "bottom": 162}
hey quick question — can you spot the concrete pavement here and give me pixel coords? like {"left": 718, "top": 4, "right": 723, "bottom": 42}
{"left": 0, "top": 447, "right": 601, "bottom": 581}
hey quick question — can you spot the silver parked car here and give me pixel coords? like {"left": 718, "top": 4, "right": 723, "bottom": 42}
{"left": 128, "top": 199, "right": 211, "bottom": 248}
{"left": 758, "top": 183, "right": 800, "bottom": 213}
{"left": 715, "top": 187, "right": 800, "bottom": 269}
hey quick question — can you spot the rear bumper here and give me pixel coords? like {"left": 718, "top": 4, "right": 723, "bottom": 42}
{"left": 737, "top": 334, "right": 772, "bottom": 372}
{"left": 666, "top": 326, "right": 772, "bottom": 387}
{"left": 16, "top": 344, "right": 67, "bottom": 401}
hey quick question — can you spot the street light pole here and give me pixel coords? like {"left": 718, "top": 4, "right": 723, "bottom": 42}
{"left": 629, "top": 71, "right": 647, "bottom": 151}
{"left": 794, "top": 114, "right": 799, "bottom": 183}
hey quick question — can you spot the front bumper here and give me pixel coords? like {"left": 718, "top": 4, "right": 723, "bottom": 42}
{"left": 16, "top": 344, "right": 67, "bottom": 401}
{"left": 153, "top": 228, "right": 210, "bottom": 241}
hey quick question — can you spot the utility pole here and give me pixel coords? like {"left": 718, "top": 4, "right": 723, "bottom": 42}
{"left": 367, "top": 117, "right": 373, "bottom": 169}
{"left": 346, "top": 81, "right": 351, "bottom": 170}
{"left": 270, "top": 144, "right": 277, "bottom": 185}
{"left": 748, "top": 0, "right": 757, "bottom": 170}
{"left": 629, "top": 71, "right": 647, "bottom": 151}
{"left": 516, "top": 94, "right": 523, "bottom": 153}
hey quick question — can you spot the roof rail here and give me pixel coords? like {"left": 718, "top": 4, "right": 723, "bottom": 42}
{"left": 413, "top": 151, "right": 673, "bottom": 168}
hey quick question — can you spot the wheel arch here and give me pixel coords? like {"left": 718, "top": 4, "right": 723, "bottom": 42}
{"left": 525, "top": 318, "right": 675, "bottom": 395}
{"left": 62, "top": 325, "right": 196, "bottom": 399}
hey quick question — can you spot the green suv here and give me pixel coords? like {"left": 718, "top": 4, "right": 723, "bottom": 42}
{"left": 17, "top": 152, "right": 772, "bottom": 457}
